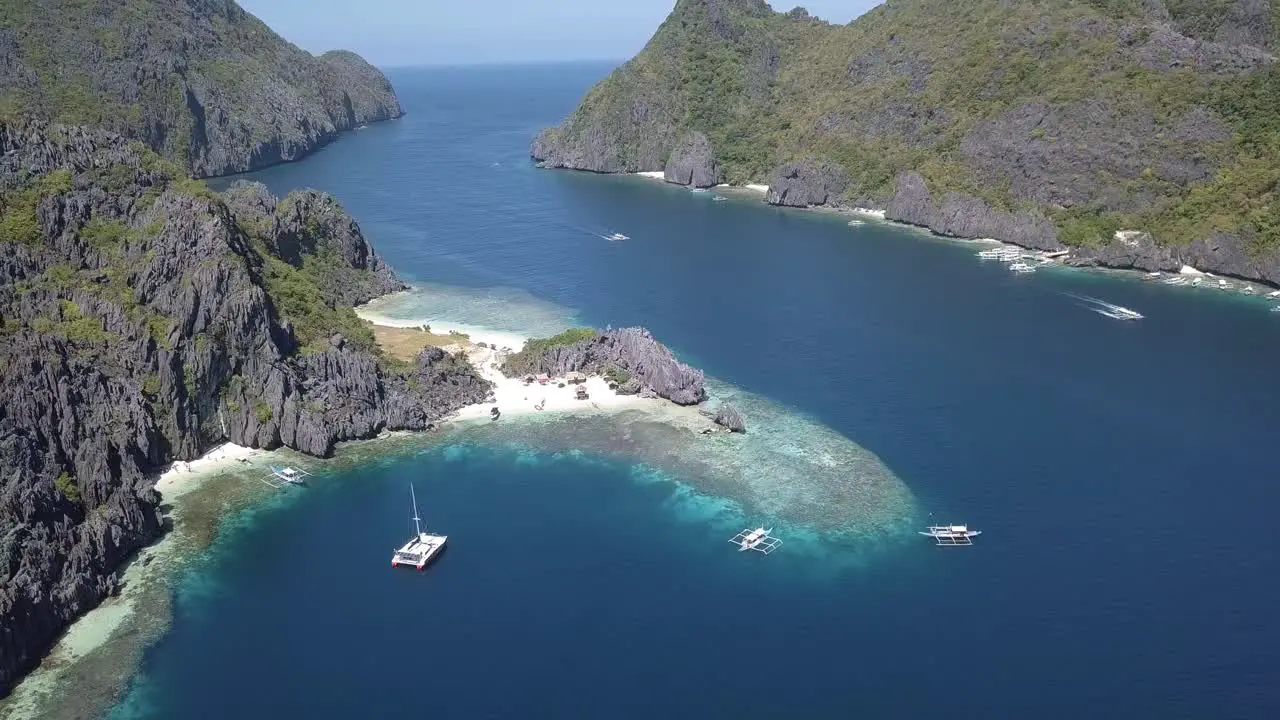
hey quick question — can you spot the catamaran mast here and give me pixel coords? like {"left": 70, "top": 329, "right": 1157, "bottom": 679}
{"left": 410, "top": 484, "right": 423, "bottom": 536}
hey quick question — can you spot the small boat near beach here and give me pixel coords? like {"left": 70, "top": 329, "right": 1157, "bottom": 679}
{"left": 261, "top": 465, "right": 309, "bottom": 488}
{"left": 920, "top": 523, "right": 981, "bottom": 546}
{"left": 1161, "top": 276, "right": 1187, "bottom": 285}
{"left": 1144, "top": 272, "right": 1162, "bottom": 281}
{"left": 1242, "top": 285, "right": 1255, "bottom": 295}
{"left": 391, "top": 484, "right": 447, "bottom": 571}
{"left": 976, "top": 248, "right": 1002, "bottom": 259}
{"left": 729, "top": 527, "right": 782, "bottom": 554}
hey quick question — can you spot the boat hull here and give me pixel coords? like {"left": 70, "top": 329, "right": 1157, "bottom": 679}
{"left": 391, "top": 536, "right": 448, "bottom": 571}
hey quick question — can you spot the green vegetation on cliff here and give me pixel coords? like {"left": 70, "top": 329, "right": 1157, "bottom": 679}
{"left": 500, "top": 328, "right": 598, "bottom": 376}
{"left": 537, "top": 0, "right": 1280, "bottom": 255}
{"left": 0, "top": 0, "right": 402, "bottom": 177}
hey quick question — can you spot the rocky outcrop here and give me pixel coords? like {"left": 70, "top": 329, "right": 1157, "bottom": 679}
{"left": 882, "top": 172, "right": 1065, "bottom": 251}
{"left": 500, "top": 328, "right": 706, "bottom": 406}
{"left": 713, "top": 404, "right": 746, "bottom": 433}
{"left": 0, "top": 122, "right": 487, "bottom": 696}
{"left": 766, "top": 160, "right": 850, "bottom": 208}
{"left": 0, "top": 0, "right": 403, "bottom": 178}
{"left": 664, "top": 132, "right": 721, "bottom": 187}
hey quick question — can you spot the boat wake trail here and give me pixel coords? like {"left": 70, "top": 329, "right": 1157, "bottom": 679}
{"left": 1064, "top": 292, "right": 1144, "bottom": 320}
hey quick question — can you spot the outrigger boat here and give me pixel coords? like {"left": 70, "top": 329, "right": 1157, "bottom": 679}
{"left": 260, "top": 465, "right": 310, "bottom": 488}
{"left": 920, "top": 523, "right": 981, "bottom": 546}
{"left": 391, "top": 484, "right": 447, "bottom": 571}
{"left": 729, "top": 527, "right": 782, "bottom": 554}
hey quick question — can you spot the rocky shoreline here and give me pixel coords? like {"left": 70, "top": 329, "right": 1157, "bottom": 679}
{"left": 538, "top": 160, "right": 1280, "bottom": 290}
{"left": 0, "top": 123, "right": 481, "bottom": 696}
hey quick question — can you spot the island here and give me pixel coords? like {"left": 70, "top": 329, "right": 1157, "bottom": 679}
{"left": 532, "top": 0, "right": 1280, "bottom": 286}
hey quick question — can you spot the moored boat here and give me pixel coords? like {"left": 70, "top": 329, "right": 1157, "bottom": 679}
{"left": 391, "top": 484, "right": 448, "bottom": 571}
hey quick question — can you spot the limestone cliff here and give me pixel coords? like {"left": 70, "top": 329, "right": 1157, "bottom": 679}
{"left": 500, "top": 328, "right": 707, "bottom": 406}
{"left": 0, "top": 0, "right": 404, "bottom": 177}
{"left": 0, "top": 122, "right": 487, "bottom": 695}
{"left": 533, "top": 0, "right": 1280, "bottom": 285}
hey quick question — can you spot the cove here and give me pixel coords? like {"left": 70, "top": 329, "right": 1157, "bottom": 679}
{"left": 110, "top": 63, "right": 1280, "bottom": 718}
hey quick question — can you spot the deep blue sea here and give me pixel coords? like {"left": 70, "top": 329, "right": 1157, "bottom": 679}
{"left": 115, "top": 64, "right": 1280, "bottom": 718}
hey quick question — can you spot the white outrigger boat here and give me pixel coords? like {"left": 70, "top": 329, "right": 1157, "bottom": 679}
{"left": 920, "top": 523, "right": 981, "bottom": 546}
{"left": 976, "top": 248, "right": 1003, "bottom": 259}
{"left": 260, "top": 465, "right": 310, "bottom": 488}
{"left": 391, "top": 484, "right": 447, "bottom": 571}
{"left": 729, "top": 527, "right": 782, "bottom": 554}
{"left": 1008, "top": 261, "right": 1036, "bottom": 273}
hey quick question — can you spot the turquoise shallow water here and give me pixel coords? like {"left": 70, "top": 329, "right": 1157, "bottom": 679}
{"left": 113, "top": 63, "right": 1280, "bottom": 718}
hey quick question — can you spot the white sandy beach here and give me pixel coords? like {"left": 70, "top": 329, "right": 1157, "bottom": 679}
{"left": 455, "top": 343, "right": 657, "bottom": 423}
{"left": 154, "top": 442, "right": 260, "bottom": 501}
{"left": 351, "top": 300, "right": 697, "bottom": 424}
{"left": 634, "top": 171, "right": 771, "bottom": 194}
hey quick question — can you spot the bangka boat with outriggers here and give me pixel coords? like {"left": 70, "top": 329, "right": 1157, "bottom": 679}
{"left": 391, "top": 484, "right": 447, "bottom": 571}
{"left": 920, "top": 523, "right": 981, "bottom": 546}
{"left": 729, "top": 527, "right": 782, "bottom": 554}
{"left": 260, "top": 465, "right": 310, "bottom": 488}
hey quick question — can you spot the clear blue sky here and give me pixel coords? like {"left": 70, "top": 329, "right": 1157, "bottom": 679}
{"left": 237, "top": 1, "right": 882, "bottom": 67}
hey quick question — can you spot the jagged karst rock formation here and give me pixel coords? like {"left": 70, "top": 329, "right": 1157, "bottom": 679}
{"left": 713, "top": 404, "right": 746, "bottom": 433}
{"left": 0, "top": 0, "right": 403, "bottom": 177}
{"left": 500, "top": 328, "right": 707, "bottom": 406}
{"left": 532, "top": 0, "right": 1280, "bottom": 285}
{"left": 664, "top": 132, "right": 721, "bottom": 187}
{"left": 766, "top": 160, "right": 849, "bottom": 208}
{"left": 0, "top": 122, "right": 488, "bottom": 695}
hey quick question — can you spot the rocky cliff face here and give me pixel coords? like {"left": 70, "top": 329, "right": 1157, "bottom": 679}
{"left": 0, "top": 121, "right": 487, "bottom": 696}
{"left": 533, "top": 0, "right": 1280, "bottom": 285}
{"left": 0, "top": 0, "right": 403, "bottom": 177}
{"left": 500, "top": 328, "right": 707, "bottom": 406}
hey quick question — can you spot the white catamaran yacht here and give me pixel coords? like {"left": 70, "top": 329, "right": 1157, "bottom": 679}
{"left": 391, "top": 484, "right": 447, "bottom": 571}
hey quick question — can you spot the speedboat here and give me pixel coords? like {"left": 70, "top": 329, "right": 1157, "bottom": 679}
{"left": 606, "top": 233, "right": 629, "bottom": 241}
{"left": 1242, "top": 285, "right": 1255, "bottom": 295}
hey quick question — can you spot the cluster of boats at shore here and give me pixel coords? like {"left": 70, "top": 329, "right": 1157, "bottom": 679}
{"left": 976, "top": 243, "right": 1280, "bottom": 314}
{"left": 1143, "top": 271, "right": 1280, "bottom": 306}
{"left": 975, "top": 245, "right": 1059, "bottom": 273}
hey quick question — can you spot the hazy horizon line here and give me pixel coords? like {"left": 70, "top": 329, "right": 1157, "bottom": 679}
{"left": 377, "top": 57, "right": 627, "bottom": 70}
